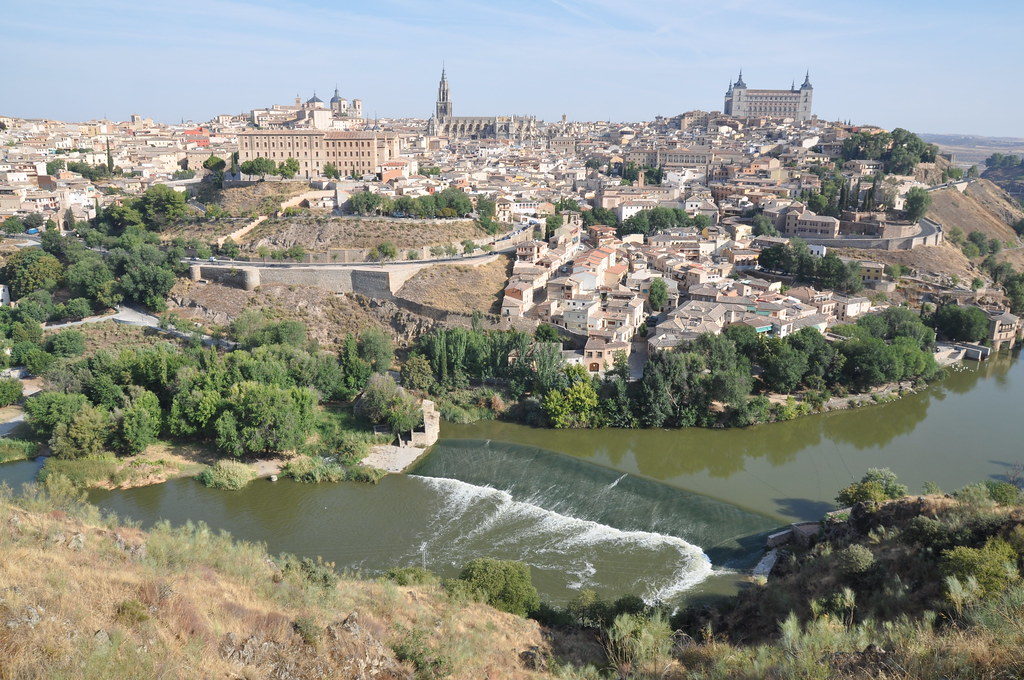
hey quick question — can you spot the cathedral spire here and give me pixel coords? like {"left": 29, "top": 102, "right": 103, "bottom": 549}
{"left": 435, "top": 66, "right": 452, "bottom": 120}
{"left": 801, "top": 70, "right": 812, "bottom": 89}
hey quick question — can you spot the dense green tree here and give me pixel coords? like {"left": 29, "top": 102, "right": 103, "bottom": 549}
{"left": 202, "top": 155, "right": 226, "bottom": 172}
{"left": 904, "top": 187, "right": 932, "bottom": 221}
{"left": 752, "top": 213, "right": 779, "bottom": 236}
{"left": 399, "top": 353, "right": 435, "bottom": 392}
{"left": 930, "top": 304, "right": 989, "bottom": 342}
{"left": 457, "top": 558, "right": 539, "bottom": 617}
{"left": 338, "top": 334, "right": 372, "bottom": 399}
{"left": 50, "top": 403, "right": 112, "bottom": 459}
{"left": 2, "top": 248, "right": 63, "bottom": 298}
{"left": 534, "top": 324, "right": 562, "bottom": 344}
{"left": 135, "top": 184, "right": 189, "bottom": 230}
{"left": 758, "top": 338, "right": 808, "bottom": 393}
{"left": 322, "top": 162, "right": 340, "bottom": 179}
{"left": 647, "top": 277, "right": 668, "bottom": 312}
{"left": 0, "top": 378, "right": 23, "bottom": 407}
{"left": 277, "top": 157, "right": 299, "bottom": 179}
{"left": 46, "top": 329, "right": 86, "bottom": 357}
{"left": 239, "top": 157, "right": 277, "bottom": 178}
{"left": 115, "top": 386, "right": 162, "bottom": 455}
{"left": 542, "top": 375, "right": 599, "bottom": 428}
{"left": 358, "top": 328, "right": 394, "bottom": 373}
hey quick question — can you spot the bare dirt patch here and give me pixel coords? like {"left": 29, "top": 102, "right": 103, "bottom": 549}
{"left": 97, "top": 442, "right": 214, "bottom": 489}
{"left": 834, "top": 243, "right": 979, "bottom": 282}
{"left": 396, "top": 254, "right": 512, "bottom": 315}
{"left": 243, "top": 215, "right": 486, "bottom": 251}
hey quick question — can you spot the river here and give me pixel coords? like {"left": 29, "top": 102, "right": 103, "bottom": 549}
{"left": 0, "top": 353, "right": 1020, "bottom": 606}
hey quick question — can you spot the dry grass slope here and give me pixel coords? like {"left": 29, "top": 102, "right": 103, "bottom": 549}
{"left": 926, "top": 179, "right": 1021, "bottom": 242}
{"left": 396, "top": 254, "right": 513, "bottom": 315}
{"left": 244, "top": 216, "right": 486, "bottom": 251}
{"left": 0, "top": 488, "right": 554, "bottom": 680}
{"left": 834, "top": 243, "right": 979, "bottom": 282}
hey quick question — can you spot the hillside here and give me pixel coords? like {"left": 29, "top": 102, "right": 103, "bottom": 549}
{"left": 244, "top": 216, "right": 487, "bottom": 252}
{"left": 833, "top": 243, "right": 978, "bottom": 283}
{"left": 982, "top": 165, "right": 1024, "bottom": 201}
{"left": 395, "top": 254, "right": 512, "bottom": 315}
{"left": 5, "top": 476, "right": 1024, "bottom": 679}
{"left": 167, "top": 280, "right": 437, "bottom": 349}
{"left": 0, "top": 488, "right": 554, "bottom": 679}
{"left": 926, "top": 179, "right": 1022, "bottom": 243}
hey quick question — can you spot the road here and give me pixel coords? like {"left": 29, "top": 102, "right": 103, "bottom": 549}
{"left": 43, "top": 305, "right": 233, "bottom": 349}
{"left": 43, "top": 305, "right": 159, "bottom": 331}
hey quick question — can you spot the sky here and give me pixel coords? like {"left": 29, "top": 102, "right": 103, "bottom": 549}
{"left": 4, "top": 0, "right": 1022, "bottom": 137}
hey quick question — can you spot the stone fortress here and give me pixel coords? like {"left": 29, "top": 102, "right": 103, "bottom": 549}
{"left": 724, "top": 70, "right": 813, "bottom": 121}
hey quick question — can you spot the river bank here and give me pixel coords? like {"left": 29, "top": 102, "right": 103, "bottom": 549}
{"left": 0, "top": 352, "right": 1019, "bottom": 607}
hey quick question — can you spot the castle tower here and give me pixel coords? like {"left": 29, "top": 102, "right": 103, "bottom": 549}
{"left": 799, "top": 71, "right": 813, "bottom": 121}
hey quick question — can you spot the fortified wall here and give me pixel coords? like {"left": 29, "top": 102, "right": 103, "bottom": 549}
{"left": 190, "top": 264, "right": 400, "bottom": 298}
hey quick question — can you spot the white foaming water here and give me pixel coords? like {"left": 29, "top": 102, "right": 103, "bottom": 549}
{"left": 411, "top": 475, "right": 714, "bottom": 603}
{"left": 607, "top": 473, "right": 628, "bottom": 489}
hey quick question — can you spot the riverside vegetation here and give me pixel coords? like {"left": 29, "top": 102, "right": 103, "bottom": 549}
{"left": 403, "top": 305, "right": 941, "bottom": 429}
{"left": 13, "top": 308, "right": 405, "bottom": 490}
{"left": 2, "top": 468, "right": 1023, "bottom": 679}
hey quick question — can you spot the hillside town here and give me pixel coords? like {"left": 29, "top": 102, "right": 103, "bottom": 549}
{"left": 6, "top": 1, "right": 1024, "bottom": 677}
{"left": 1, "top": 69, "right": 1021, "bottom": 379}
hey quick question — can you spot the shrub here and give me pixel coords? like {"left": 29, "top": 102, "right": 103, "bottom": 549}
{"left": 292, "top": 616, "right": 322, "bottom": 645}
{"left": 455, "top": 558, "right": 539, "bottom": 617}
{"left": 0, "top": 438, "right": 37, "bottom": 463}
{"left": 384, "top": 566, "right": 437, "bottom": 586}
{"left": 567, "top": 589, "right": 612, "bottom": 628}
{"left": 195, "top": 460, "right": 256, "bottom": 490}
{"left": 114, "top": 599, "right": 150, "bottom": 626}
{"left": 281, "top": 456, "right": 345, "bottom": 483}
{"left": 46, "top": 329, "right": 86, "bottom": 357}
{"left": 0, "top": 378, "right": 23, "bottom": 406}
{"left": 837, "top": 544, "right": 876, "bottom": 575}
{"left": 906, "top": 516, "right": 948, "bottom": 546}
{"left": 984, "top": 481, "right": 1023, "bottom": 506}
{"left": 344, "top": 465, "right": 385, "bottom": 484}
{"left": 837, "top": 468, "right": 907, "bottom": 506}
{"left": 38, "top": 455, "right": 119, "bottom": 487}
{"left": 941, "top": 538, "right": 1020, "bottom": 596}
{"left": 281, "top": 555, "right": 338, "bottom": 589}
{"left": 604, "top": 613, "right": 673, "bottom": 676}
{"left": 391, "top": 626, "right": 453, "bottom": 680}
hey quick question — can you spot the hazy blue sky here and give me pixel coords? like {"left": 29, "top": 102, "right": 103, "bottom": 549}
{"left": 5, "top": 0, "right": 1022, "bottom": 136}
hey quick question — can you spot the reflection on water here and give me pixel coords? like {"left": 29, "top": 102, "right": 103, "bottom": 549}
{"left": 444, "top": 354, "right": 1023, "bottom": 520}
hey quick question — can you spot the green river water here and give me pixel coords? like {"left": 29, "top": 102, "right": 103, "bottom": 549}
{"left": 1, "top": 354, "right": 1021, "bottom": 605}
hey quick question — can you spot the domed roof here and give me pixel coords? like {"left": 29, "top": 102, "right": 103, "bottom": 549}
{"left": 330, "top": 87, "right": 342, "bottom": 103}
{"left": 307, "top": 92, "right": 323, "bottom": 104}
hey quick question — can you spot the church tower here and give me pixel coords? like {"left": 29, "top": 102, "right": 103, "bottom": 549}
{"left": 435, "top": 67, "right": 452, "bottom": 120}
